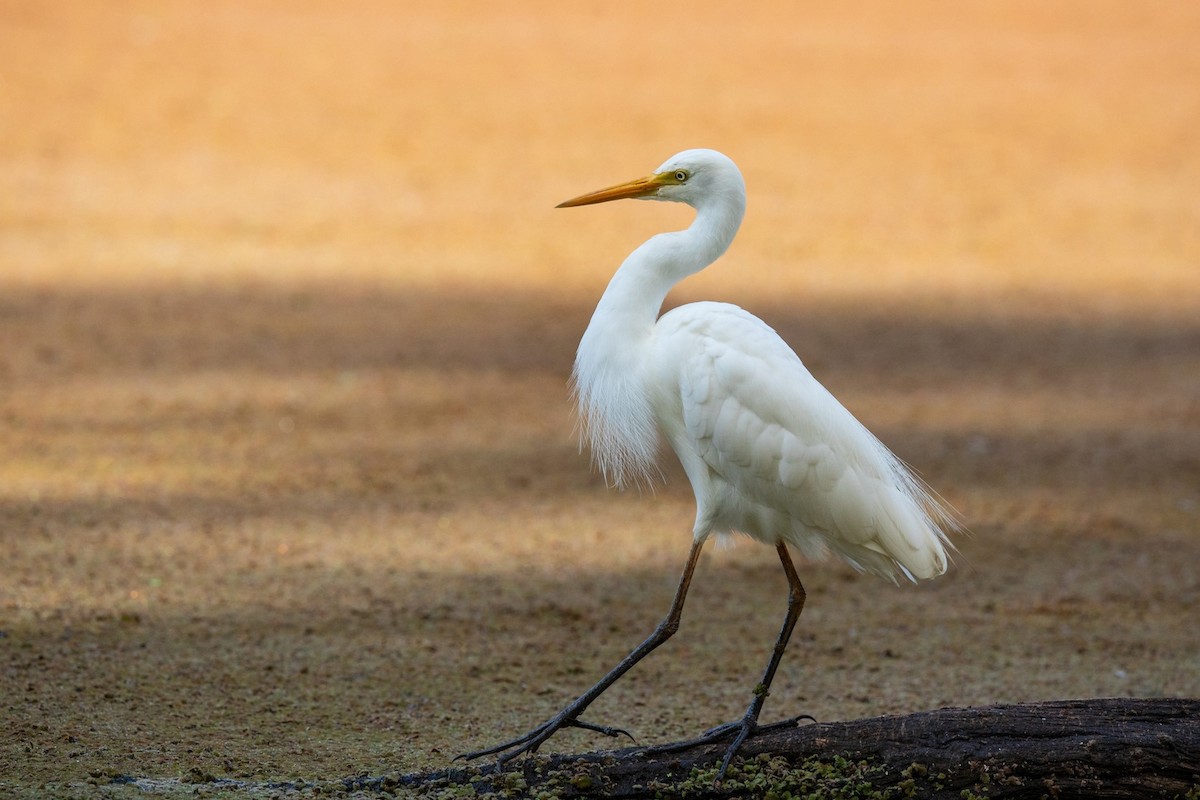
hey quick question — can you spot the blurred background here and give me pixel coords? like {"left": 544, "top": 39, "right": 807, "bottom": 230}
{"left": 2, "top": 0, "right": 1198, "bottom": 792}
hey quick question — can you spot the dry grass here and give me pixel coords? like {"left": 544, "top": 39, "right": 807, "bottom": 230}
{"left": 2, "top": 1, "right": 1198, "bottom": 795}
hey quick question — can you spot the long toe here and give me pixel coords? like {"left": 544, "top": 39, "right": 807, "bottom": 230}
{"left": 642, "top": 720, "right": 744, "bottom": 756}
{"left": 715, "top": 716, "right": 814, "bottom": 780}
{"left": 699, "top": 720, "right": 743, "bottom": 739}
{"left": 716, "top": 720, "right": 757, "bottom": 781}
{"left": 567, "top": 718, "right": 638, "bottom": 743}
{"left": 456, "top": 722, "right": 552, "bottom": 762}
{"left": 755, "top": 714, "right": 815, "bottom": 735}
{"left": 457, "top": 712, "right": 638, "bottom": 766}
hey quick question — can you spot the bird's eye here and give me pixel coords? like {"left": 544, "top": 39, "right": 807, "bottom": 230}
{"left": 674, "top": 170, "right": 689, "bottom": 182}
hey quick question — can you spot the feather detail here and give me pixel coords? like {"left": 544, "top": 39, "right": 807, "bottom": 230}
{"left": 655, "top": 302, "right": 958, "bottom": 583}
{"left": 571, "top": 342, "right": 660, "bottom": 488}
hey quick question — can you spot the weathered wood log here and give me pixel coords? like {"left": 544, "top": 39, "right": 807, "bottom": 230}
{"left": 364, "top": 698, "right": 1200, "bottom": 798}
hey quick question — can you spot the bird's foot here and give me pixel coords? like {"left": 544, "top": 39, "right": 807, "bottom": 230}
{"left": 456, "top": 715, "right": 636, "bottom": 768}
{"left": 646, "top": 714, "right": 815, "bottom": 781}
{"left": 701, "top": 713, "right": 815, "bottom": 740}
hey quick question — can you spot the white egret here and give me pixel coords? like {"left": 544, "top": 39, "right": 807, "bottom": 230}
{"left": 461, "top": 149, "right": 956, "bottom": 778}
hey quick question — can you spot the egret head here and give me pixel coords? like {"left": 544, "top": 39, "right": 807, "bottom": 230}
{"left": 557, "top": 149, "right": 745, "bottom": 211}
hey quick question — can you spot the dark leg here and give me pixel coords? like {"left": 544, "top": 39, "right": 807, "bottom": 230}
{"left": 647, "top": 541, "right": 809, "bottom": 780}
{"left": 715, "top": 541, "right": 808, "bottom": 776}
{"left": 457, "top": 539, "right": 707, "bottom": 767}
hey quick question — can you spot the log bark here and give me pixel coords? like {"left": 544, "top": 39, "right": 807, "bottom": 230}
{"left": 369, "top": 698, "right": 1200, "bottom": 799}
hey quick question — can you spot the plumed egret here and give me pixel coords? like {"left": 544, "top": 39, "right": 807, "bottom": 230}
{"left": 461, "top": 149, "right": 956, "bottom": 778}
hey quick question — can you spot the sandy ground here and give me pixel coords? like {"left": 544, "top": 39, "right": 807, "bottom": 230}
{"left": 2, "top": 1, "right": 1199, "bottom": 796}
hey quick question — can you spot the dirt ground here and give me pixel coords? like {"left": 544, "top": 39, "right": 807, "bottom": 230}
{"left": 2, "top": 1, "right": 1198, "bottom": 796}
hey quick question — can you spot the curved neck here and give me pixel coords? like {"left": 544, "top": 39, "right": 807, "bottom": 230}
{"left": 571, "top": 182, "right": 745, "bottom": 487}
{"left": 592, "top": 194, "right": 746, "bottom": 331}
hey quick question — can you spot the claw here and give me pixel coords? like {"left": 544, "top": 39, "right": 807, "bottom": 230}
{"left": 759, "top": 713, "right": 816, "bottom": 733}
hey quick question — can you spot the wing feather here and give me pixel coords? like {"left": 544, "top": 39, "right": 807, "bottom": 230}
{"left": 653, "top": 302, "right": 955, "bottom": 582}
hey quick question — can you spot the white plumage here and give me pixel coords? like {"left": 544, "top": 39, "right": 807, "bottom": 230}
{"left": 572, "top": 149, "right": 952, "bottom": 582}
{"left": 464, "top": 148, "right": 957, "bottom": 779}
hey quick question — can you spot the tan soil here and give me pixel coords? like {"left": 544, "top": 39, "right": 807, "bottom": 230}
{"left": 2, "top": 1, "right": 1198, "bottom": 796}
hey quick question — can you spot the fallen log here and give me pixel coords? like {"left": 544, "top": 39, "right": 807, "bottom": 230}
{"left": 362, "top": 698, "right": 1200, "bottom": 798}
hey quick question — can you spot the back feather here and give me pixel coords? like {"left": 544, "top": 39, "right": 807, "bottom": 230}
{"left": 658, "top": 302, "right": 957, "bottom": 582}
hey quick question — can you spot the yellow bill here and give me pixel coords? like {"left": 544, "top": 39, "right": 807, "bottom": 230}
{"left": 557, "top": 172, "right": 677, "bottom": 208}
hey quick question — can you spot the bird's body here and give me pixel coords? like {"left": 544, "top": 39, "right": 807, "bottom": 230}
{"left": 654, "top": 302, "right": 949, "bottom": 579}
{"left": 463, "top": 149, "right": 956, "bottom": 779}
{"left": 572, "top": 149, "right": 950, "bottom": 581}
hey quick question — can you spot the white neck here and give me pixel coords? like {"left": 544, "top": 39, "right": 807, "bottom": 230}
{"left": 572, "top": 191, "right": 746, "bottom": 486}
{"left": 596, "top": 195, "right": 745, "bottom": 325}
